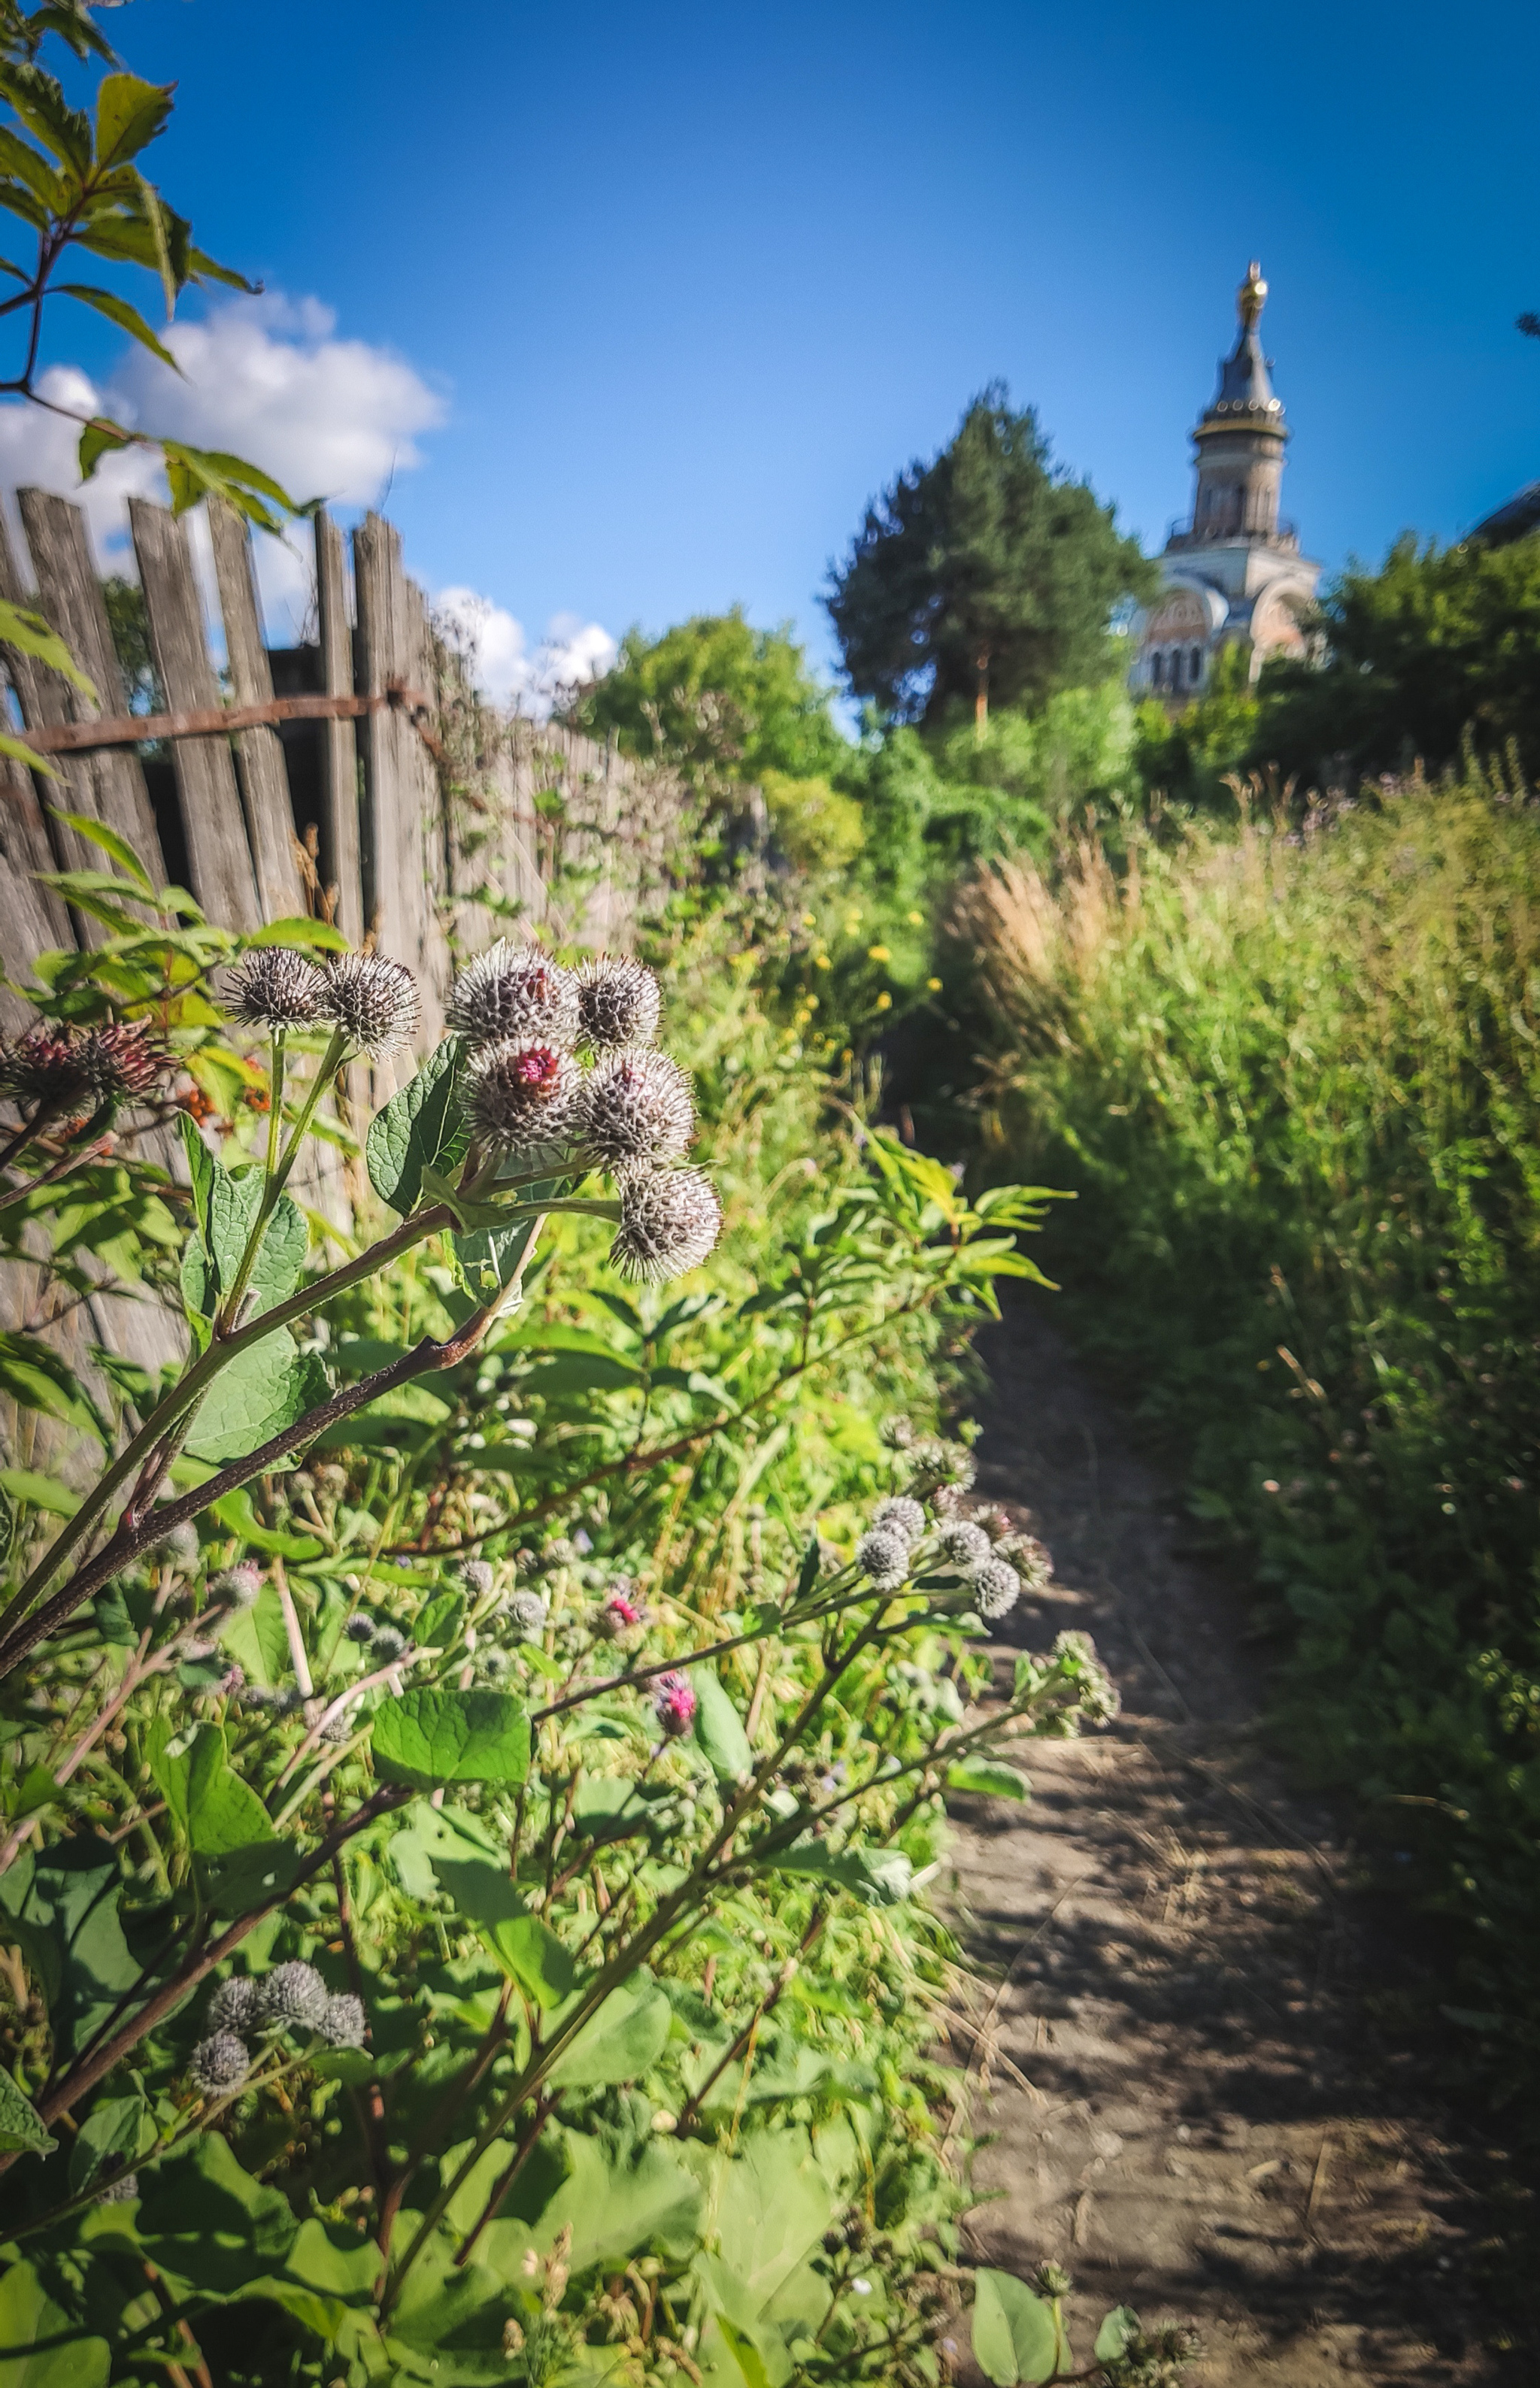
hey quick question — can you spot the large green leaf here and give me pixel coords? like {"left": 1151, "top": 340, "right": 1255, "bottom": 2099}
{"left": 138, "top": 2130, "right": 299, "bottom": 2293}
{"left": 217, "top": 1582, "right": 292, "bottom": 1687}
{"left": 692, "top": 1666, "right": 753, "bottom": 1782}
{"left": 208, "top": 1168, "right": 307, "bottom": 1316}
{"left": 185, "top": 1335, "right": 329, "bottom": 1465}
{"left": 484, "top": 1912, "right": 580, "bottom": 2011}
{"left": 92, "top": 70, "right": 174, "bottom": 168}
{"left": 54, "top": 280, "right": 177, "bottom": 368}
{"left": 150, "top": 1720, "right": 275, "bottom": 1856}
{"left": 696, "top": 2128, "right": 837, "bottom": 2317}
{"left": 371, "top": 1689, "right": 530, "bottom": 1791}
{"left": 0, "top": 2259, "right": 108, "bottom": 2386}
{"left": 366, "top": 1041, "right": 465, "bottom": 1217}
{"left": 67, "top": 2092, "right": 145, "bottom": 2193}
{"left": 1094, "top": 2306, "right": 1141, "bottom": 2363}
{"left": 945, "top": 1759, "right": 1032, "bottom": 1802}
{"left": 0, "top": 1839, "right": 139, "bottom": 2064}
{"left": 0, "top": 2066, "right": 53, "bottom": 2156}
{"left": 971, "top": 2268, "right": 1059, "bottom": 2387}
{"left": 246, "top": 915, "right": 350, "bottom": 952}
{"left": 547, "top": 1982, "right": 671, "bottom": 2088}
{"left": 531, "top": 2123, "right": 702, "bottom": 2271}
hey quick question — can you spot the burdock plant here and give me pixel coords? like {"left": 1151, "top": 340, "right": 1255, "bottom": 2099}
{"left": 0, "top": 941, "right": 726, "bottom": 1683}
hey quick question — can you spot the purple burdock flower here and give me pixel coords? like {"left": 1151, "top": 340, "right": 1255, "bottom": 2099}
{"left": 318, "top": 953, "right": 420, "bottom": 1058}
{"left": 507, "top": 1589, "right": 550, "bottom": 1643}
{"left": 653, "top": 1670, "right": 696, "bottom": 1738}
{"left": 223, "top": 949, "right": 326, "bottom": 1032}
{"left": 465, "top": 1038, "right": 581, "bottom": 1153}
{"left": 206, "top": 1974, "right": 262, "bottom": 2037}
{"left": 208, "top": 1562, "right": 262, "bottom": 1611}
{"left": 856, "top": 1527, "right": 911, "bottom": 1590}
{"left": 81, "top": 1020, "right": 171, "bottom": 1101}
{"left": 575, "top": 1048, "right": 695, "bottom": 1171}
{"left": 610, "top": 1169, "right": 722, "bottom": 1283}
{"left": 0, "top": 1027, "right": 99, "bottom": 1115}
{"left": 593, "top": 1584, "right": 644, "bottom": 1639}
{"left": 973, "top": 1557, "right": 1021, "bottom": 1620}
{"left": 873, "top": 1497, "right": 926, "bottom": 1545}
{"left": 938, "top": 1521, "right": 992, "bottom": 1570}
{"left": 576, "top": 955, "right": 662, "bottom": 1053}
{"left": 320, "top": 1992, "right": 366, "bottom": 2048}
{"left": 189, "top": 2032, "right": 250, "bottom": 2094}
{"left": 257, "top": 1959, "right": 329, "bottom": 2032}
{"left": 447, "top": 942, "right": 579, "bottom": 1050}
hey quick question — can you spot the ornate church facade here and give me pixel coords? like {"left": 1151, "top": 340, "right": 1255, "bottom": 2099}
{"left": 1132, "top": 264, "right": 1320, "bottom": 705}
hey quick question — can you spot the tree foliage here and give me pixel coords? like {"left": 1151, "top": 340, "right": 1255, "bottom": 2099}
{"left": 1257, "top": 532, "right": 1540, "bottom": 780}
{"left": 567, "top": 608, "right": 847, "bottom": 789}
{"left": 1132, "top": 643, "right": 1260, "bottom": 808}
{"left": 825, "top": 387, "right": 1154, "bottom": 726}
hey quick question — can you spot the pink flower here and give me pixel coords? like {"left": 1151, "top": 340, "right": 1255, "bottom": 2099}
{"left": 653, "top": 1670, "right": 696, "bottom": 1737}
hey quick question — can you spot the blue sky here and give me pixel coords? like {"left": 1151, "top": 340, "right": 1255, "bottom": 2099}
{"left": 11, "top": 0, "right": 1540, "bottom": 693}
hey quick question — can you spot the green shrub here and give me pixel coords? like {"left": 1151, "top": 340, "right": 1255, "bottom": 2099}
{"left": 953, "top": 777, "right": 1540, "bottom": 2095}
{"left": 1256, "top": 532, "right": 1540, "bottom": 783}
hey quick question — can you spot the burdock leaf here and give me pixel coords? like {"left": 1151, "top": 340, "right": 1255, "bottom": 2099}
{"left": 692, "top": 1668, "right": 752, "bottom": 1781}
{"left": 365, "top": 1041, "right": 466, "bottom": 1217}
{"left": 371, "top": 1689, "right": 530, "bottom": 1790}
{"left": 0, "top": 2066, "right": 53, "bottom": 2155}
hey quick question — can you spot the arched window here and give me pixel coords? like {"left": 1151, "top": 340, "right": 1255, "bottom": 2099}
{"left": 1151, "top": 650, "right": 1164, "bottom": 689}
{"left": 1189, "top": 646, "right": 1202, "bottom": 686}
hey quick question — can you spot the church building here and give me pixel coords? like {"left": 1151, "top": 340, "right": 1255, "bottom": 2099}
{"left": 1132, "top": 263, "right": 1320, "bottom": 705}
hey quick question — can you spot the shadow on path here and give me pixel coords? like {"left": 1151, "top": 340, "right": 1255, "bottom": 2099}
{"left": 944, "top": 1292, "right": 1514, "bottom": 2385}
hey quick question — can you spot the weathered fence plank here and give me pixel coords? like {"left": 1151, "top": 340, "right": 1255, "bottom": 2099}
{"left": 129, "top": 497, "right": 260, "bottom": 931}
{"left": 0, "top": 518, "right": 71, "bottom": 1026}
{"left": 313, "top": 511, "right": 363, "bottom": 949}
{"left": 16, "top": 489, "right": 166, "bottom": 902}
{"left": 208, "top": 498, "right": 305, "bottom": 924}
{"left": 353, "top": 512, "right": 446, "bottom": 1050}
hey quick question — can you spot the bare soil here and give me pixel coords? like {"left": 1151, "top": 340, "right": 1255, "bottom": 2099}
{"left": 944, "top": 1296, "right": 1519, "bottom": 2386}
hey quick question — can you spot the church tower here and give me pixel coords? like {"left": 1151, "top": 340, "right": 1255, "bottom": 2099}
{"left": 1133, "top": 262, "right": 1320, "bottom": 705}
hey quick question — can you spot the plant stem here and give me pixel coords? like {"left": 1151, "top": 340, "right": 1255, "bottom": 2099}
{"left": 0, "top": 1199, "right": 454, "bottom": 1656}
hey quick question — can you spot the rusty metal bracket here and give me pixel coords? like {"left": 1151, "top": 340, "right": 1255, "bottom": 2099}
{"left": 20, "top": 677, "right": 435, "bottom": 757}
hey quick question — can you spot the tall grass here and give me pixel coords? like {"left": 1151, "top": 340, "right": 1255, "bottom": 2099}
{"left": 953, "top": 779, "right": 1540, "bottom": 2093}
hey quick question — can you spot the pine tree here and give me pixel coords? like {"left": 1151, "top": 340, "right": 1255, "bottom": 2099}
{"left": 826, "top": 386, "right": 1153, "bottom": 727}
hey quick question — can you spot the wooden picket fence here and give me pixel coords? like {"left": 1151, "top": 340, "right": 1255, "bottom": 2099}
{"left": 0, "top": 488, "right": 687, "bottom": 1471}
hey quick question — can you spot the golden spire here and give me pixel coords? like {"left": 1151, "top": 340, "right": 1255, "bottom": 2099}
{"left": 1238, "top": 259, "right": 1268, "bottom": 332}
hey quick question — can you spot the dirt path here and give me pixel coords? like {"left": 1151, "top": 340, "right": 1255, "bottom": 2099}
{"left": 945, "top": 1296, "right": 1508, "bottom": 2386}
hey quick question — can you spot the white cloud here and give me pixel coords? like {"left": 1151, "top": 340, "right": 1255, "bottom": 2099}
{"left": 0, "top": 299, "right": 615, "bottom": 702}
{"left": 114, "top": 294, "right": 444, "bottom": 513}
{"left": 437, "top": 586, "right": 617, "bottom": 718}
{"left": 0, "top": 295, "right": 444, "bottom": 640}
